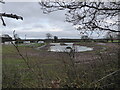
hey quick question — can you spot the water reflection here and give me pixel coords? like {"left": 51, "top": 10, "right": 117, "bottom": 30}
{"left": 48, "top": 43, "right": 93, "bottom": 52}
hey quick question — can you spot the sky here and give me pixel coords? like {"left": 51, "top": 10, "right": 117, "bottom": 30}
{"left": 0, "top": 1, "right": 108, "bottom": 39}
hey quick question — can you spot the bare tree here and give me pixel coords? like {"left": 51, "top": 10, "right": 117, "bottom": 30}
{"left": 0, "top": 0, "right": 23, "bottom": 26}
{"left": 39, "top": 1, "right": 120, "bottom": 34}
{"left": 106, "top": 31, "right": 114, "bottom": 42}
{"left": 105, "top": 31, "right": 118, "bottom": 42}
{"left": 46, "top": 33, "right": 52, "bottom": 39}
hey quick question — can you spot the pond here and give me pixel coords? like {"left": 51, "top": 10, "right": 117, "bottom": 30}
{"left": 48, "top": 43, "right": 93, "bottom": 52}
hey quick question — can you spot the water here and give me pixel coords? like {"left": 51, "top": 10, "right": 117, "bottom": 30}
{"left": 48, "top": 43, "right": 93, "bottom": 52}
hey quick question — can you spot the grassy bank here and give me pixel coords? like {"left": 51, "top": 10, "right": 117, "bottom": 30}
{"left": 2, "top": 42, "right": 119, "bottom": 88}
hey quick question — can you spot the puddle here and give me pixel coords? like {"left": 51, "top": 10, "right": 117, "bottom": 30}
{"left": 48, "top": 43, "right": 93, "bottom": 52}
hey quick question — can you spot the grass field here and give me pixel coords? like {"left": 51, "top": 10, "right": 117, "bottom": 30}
{"left": 2, "top": 42, "right": 119, "bottom": 88}
{"left": 108, "top": 40, "right": 120, "bottom": 43}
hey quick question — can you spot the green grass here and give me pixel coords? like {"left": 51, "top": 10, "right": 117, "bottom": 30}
{"left": 2, "top": 44, "right": 66, "bottom": 87}
{"left": 2, "top": 43, "right": 119, "bottom": 88}
{"left": 18, "top": 43, "right": 45, "bottom": 48}
{"left": 108, "top": 40, "right": 120, "bottom": 42}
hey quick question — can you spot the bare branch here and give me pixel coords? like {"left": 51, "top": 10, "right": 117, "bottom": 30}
{"left": 0, "top": 0, "right": 5, "bottom": 4}
{"left": 90, "top": 69, "right": 120, "bottom": 85}
{"left": 0, "top": 13, "right": 23, "bottom": 20}
{"left": 39, "top": 1, "right": 120, "bottom": 33}
{"left": 0, "top": 13, "right": 23, "bottom": 26}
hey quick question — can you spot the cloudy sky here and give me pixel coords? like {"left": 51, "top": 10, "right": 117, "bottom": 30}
{"left": 1, "top": 1, "right": 106, "bottom": 39}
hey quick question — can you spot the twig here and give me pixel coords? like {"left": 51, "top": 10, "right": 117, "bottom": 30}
{"left": 100, "top": 83, "right": 115, "bottom": 88}
{"left": 11, "top": 41, "right": 35, "bottom": 74}
{"left": 90, "top": 69, "right": 120, "bottom": 85}
{"left": 0, "top": 13, "right": 23, "bottom": 26}
{"left": 0, "top": 13, "right": 23, "bottom": 20}
{"left": 0, "top": 0, "right": 5, "bottom": 4}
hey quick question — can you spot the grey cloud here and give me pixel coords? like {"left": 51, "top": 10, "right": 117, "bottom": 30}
{"left": 1, "top": 2, "right": 103, "bottom": 39}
